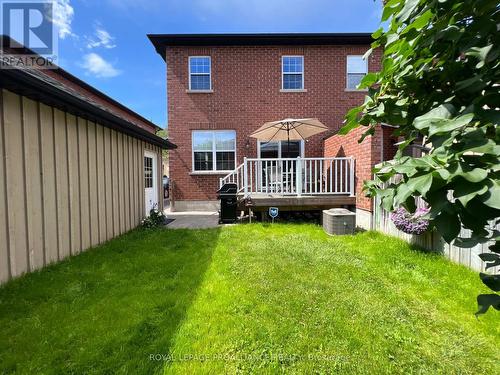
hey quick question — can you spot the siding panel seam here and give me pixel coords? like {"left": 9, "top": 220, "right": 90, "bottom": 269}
{"left": 37, "top": 101, "right": 46, "bottom": 266}
{"left": 20, "top": 96, "right": 31, "bottom": 271}
{"left": 0, "top": 90, "right": 12, "bottom": 279}
{"left": 65, "top": 113, "right": 72, "bottom": 255}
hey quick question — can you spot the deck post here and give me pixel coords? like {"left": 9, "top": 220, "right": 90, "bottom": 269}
{"left": 296, "top": 157, "right": 302, "bottom": 197}
{"left": 243, "top": 157, "right": 248, "bottom": 195}
{"left": 349, "top": 157, "right": 355, "bottom": 197}
{"left": 219, "top": 177, "right": 223, "bottom": 189}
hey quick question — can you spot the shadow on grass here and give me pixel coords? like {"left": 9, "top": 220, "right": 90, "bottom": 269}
{"left": 0, "top": 227, "right": 220, "bottom": 374}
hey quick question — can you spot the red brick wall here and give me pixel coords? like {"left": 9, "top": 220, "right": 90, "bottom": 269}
{"left": 324, "top": 125, "right": 397, "bottom": 211}
{"left": 166, "top": 44, "right": 382, "bottom": 201}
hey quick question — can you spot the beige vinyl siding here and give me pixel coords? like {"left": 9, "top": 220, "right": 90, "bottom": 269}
{"left": 4, "top": 90, "right": 29, "bottom": 277}
{"left": 117, "top": 132, "right": 124, "bottom": 234}
{"left": 132, "top": 138, "right": 139, "bottom": 225}
{"left": 103, "top": 127, "right": 113, "bottom": 240}
{"left": 67, "top": 113, "right": 81, "bottom": 255}
{"left": 96, "top": 124, "right": 107, "bottom": 244}
{"left": 0, "top": 90, "right": 10, "bottom": 282}
{"left": 0, "top": 89, "right": 161, "bottom": 283}
{"left": 39, "top": 103, "right": 58, "bottom": 264}
{"left": 87, "top": 121, "right": 99, "bottom": 247}
{"left": 111, "top": 130, "right": 119, "bottom": 236}
{"left": 78, "top": 117, "right": 91, "bottom": 251}
{"left": 54, "top": 108, "right": 70, "bottom": 260}
{"left": 22, "top": 98, "right": 44, "bottom": 270}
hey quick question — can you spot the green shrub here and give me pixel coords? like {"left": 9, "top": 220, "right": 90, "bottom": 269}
{"left": 141, "top": 206, "right": 166, "bottom": 229}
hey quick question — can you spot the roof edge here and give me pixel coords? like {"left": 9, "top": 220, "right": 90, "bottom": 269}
{"left": 148, "top": 32, "right": 374, "bottom": 60}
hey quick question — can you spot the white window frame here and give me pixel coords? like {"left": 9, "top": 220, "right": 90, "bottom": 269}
{"left": 257, "top": 140, "right": 305, "bottom": 158}
{"left": 144, "top": 150, "right": 158, "bottom": 216}
{"left": 192, "top": 130, "right": 236, "bottom": 173}
{"left": 188, "top": 56, "right": 212, "bottom": 91}
{"left": 346, "top": 55, "right": 368, "bottom": 91}
{"left": 281, "top": 55, "right": 304, "bottom": 91}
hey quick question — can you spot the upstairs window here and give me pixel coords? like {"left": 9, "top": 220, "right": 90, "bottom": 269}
{"left": 346, "top": 55, "right": 368, "bottom": 90}
{"left": 282, "top": 56, "right": 304, "bottom": 90}
{"left": 189, "top": 56, "right": 211, "bottom": 91}
{"left": 192, "top": 130, "right": 236, "bottom": 172}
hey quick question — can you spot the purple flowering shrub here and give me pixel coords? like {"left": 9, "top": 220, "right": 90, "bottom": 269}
{"left": 390, "top": 206, "right": 430, "bottom": 235}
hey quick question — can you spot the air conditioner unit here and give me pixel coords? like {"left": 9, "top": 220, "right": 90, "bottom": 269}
{"left": 322, "top": 208, "right": 356, "bottom": 235}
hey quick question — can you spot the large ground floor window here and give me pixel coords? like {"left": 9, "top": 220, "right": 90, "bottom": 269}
{"left": 192, "top": 130, "right": 236, "bottom": 172}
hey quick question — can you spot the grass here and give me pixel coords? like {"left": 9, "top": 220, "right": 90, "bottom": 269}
{"left": 0, "top": 224, "right": 498, "bottom": 374}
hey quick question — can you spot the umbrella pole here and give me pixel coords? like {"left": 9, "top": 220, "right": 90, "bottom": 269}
{"left": 287, "top": 128, "right": 290, "bottom": 157}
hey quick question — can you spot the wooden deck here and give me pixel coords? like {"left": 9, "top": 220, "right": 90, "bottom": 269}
{"left": 238, "top": 194, "right": 356, "bottom": 211}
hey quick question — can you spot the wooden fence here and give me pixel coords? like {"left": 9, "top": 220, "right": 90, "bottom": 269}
{"left": 372, "top": 176, "right": 498, "bottom": 273}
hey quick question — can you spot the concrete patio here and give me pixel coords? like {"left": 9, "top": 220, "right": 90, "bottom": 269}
{"left": 164, "top": 207, "right": 220, "bottom": 229}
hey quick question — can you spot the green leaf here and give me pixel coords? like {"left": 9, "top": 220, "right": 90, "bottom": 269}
{"left": 475, "top": 294, "right": 500, "bottom": 316}
{"left": 413, "top": 104, "right": 455, "bottom": 130}
{"left": 394, "top": 184, "right": 413, "bottom": 207}
{"left": 489, "top": 242, "right": 500, "bottom": 254}
{"left": 406, "top": 173, "right": 433, "bottom": 195}
{"left": 397, "top": 0, "right": 420, "bottom": 23}
{"left": 453, "top": 180, "right": 488, "bottom": 207}
{"left": 381, "top": 0, "right": 402, "bottom": 22}
{"left": 433, "top": 211, "right": 461, "bottom": 243}
{"left": 466, "top": 45, "right": 493, "bottom": 68}
{"left": 478, "top": 253, "right": 500, "bottom": 269}
{"left": 479, "top": 180, "right": 500, "bottom": 210}
{"left": 453, "top": 236, "right": 482, "bottom": 248}
{"left": 461, "top": 168, "right": 488, "bottom": 183}
{"left": 455, "top": 75, "right": 486, "bottom": 92}
{"left": 359, "top": 73, "right": 378, "bottom": 88}
{"left": 362, "top": 48, "right": 373, "bottom": 61}
{"left": 372, "top": 27, "right": 384, "bottom": 39}
{"left": 340, "top": 107, "right": 362, "bottom": 134}
{"left": 403, "top": 9, "right": 433, "bottom": 32}
{"left": 435, "top": 169, "right": 450, "bottom": 180}
{"left": 428, "top": 114, "right": 474, "bottom": 137}
{"left": 480, "top": 273, "right": 500, "bottom": 292}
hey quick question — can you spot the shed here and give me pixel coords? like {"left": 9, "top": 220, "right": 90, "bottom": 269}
{"left": 0, "top": 37, "right": 176, "bottom": 284}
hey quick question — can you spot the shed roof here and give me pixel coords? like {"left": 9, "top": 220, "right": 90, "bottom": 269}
{"left": 0, "top": 36, "right": 176, "bottom": 149}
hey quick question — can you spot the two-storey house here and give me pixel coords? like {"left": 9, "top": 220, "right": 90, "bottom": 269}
{"left": 149, "top": 33, "right": 394, "bottom": 224}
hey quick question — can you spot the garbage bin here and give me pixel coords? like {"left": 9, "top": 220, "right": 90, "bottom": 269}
{"left": 217, "top": 183, "right": 238, "bottom": 224}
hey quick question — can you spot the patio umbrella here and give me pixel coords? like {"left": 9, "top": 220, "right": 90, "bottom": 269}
{"left": 250, "top": 118, "right": 329, "bottom": 155}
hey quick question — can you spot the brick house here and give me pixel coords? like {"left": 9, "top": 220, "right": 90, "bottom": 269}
{"left": 149, "top": 33, "right": 396, "bottom": 227}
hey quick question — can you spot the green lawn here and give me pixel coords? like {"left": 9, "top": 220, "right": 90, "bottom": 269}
{"left": 0, "top": 224, "right": 498, "bottom": 374}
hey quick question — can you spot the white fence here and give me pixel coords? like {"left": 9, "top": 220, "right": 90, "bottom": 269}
{"left": 373, "top": 179, "right": 498, "bottom": 273}
{"left": 220, "top": 157, "right": 355, "bottom": 197}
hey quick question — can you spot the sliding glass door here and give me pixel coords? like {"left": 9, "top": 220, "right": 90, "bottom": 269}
{"left": 258, "top": 140, "right": 303, "bottom": 159}
{"left": 257, "top": 141, "right": 304, "bottom": 193}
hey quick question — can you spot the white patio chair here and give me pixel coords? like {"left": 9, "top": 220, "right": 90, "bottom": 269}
{"left": 265, "top": 165, "right": 282, "bottom": 193}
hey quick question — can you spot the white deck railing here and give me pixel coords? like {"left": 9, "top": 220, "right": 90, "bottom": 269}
{"left": 220, "top": 157, "right": 355, "bottom": 197}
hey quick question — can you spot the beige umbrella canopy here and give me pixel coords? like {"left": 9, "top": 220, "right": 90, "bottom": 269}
{"left": 250, "top": 118, "right": 329, "bottom": 143}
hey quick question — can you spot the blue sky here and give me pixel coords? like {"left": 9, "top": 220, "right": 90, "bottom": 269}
{"left": 46, "top": 0, "right": 382, "bottom": 128}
